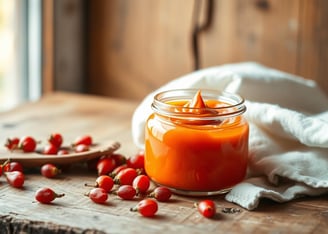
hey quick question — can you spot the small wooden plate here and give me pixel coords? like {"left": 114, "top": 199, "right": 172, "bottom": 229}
{"left": 0, "top": 141, "right": 120, "bottom": 168}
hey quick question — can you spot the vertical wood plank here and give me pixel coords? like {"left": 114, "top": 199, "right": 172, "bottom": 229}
{"left": 42, "top": 0, "right": 54, "bottom": 94}
{"left": 54, "top": 0, "right": 86, "bottom": 93}
{"left": 298, "top": 0, "right": 328, "bottom": 93}
{"left": 42, "top": 0, "right": 86, "bottom": 94}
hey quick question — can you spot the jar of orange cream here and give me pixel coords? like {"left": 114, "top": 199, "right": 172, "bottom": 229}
{"left": 144, "top": 89, "right": 249, "bottom": 196}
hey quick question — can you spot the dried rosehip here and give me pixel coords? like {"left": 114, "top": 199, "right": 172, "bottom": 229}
{"left": 3, "top": 161, "right": 24, "bottom": 173}
{"left": 116, "top": 185, "right": 136, "bottom": 200}
{"left": 4, "top": 137, "right": 19, "bottom": 151}
{"left": 48, "top": 133, "right": 63, "bottom": 148}
{"left": 87, "top": 188, "right": 108, "bottom": 204}
{"left": 41, "top": 163, "right": 61, "bottom": 178}
{"left": 43, "top": 144, "right": 59, "bottom": 155}
{"left": 73, "top": 135, "right": 93, "bottom": 146}
{"left": 5, "top": 171, "right": 25, "bottom": 188}
{"left": 109, "top": 164, "right": 128, "bottom": 178}
{"left": 133, "top": 175, "right": 150, "bottom": 194}
{"left": 57, "top": 149, "right": 70, "bottom": 155}
{"left": 35, "top": 187, "right": 64, "bottom": 204}
{"left": 114, "top": 168, "right": 138, "bottom": 185}
{"left": 130, "top": 198, "right": 158, "bottom": 217}
{"left": 149, "top": 186, "right": 172, "bottom": 202}
{"left": 19, "top": 136, "right": 37, "bottom": 152}
{"left": 85, "top": 175, "right": 114, "bottom": 193}
{"left": 97, "top": 157, "right": 116, "bottom": 175}
{"left": 127, "top": 152, "right": 145, "bottom": 170}
{"left": 196, "top": 199, "right": 216, "bottom": 218}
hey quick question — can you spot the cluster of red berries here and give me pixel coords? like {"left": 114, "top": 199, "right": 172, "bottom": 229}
{"left": 1, "top": 137, "right": 218, "bottom": 218}
{"left": 4, "top": 134, "right": 93, "bottom": 155}
{"left": 84, "top": 151, "right": 172, "bottom": 217}
{"left": 0, "top": 160, "right": 25, "bottom": 188}
{"left": 85, "top": 152, "right": 218, "bottom": 218}
{"left": 0, "top": 150, "right": 171, "bottom": 217}
{"left": 0, "top": 160, "right": 61, "bottom": 189}
{"left": 0, "top": 161, "right": 66, "bottom": 203}
{"left": 0, "top": 161, "right": 64, "bottom": 205}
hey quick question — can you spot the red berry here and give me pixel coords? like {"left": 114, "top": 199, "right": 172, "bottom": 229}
{"left": 85, "top": 175, "right": 114, "bottom": 193}
{"left": 57, "top": 149, "right": 70, "bottom": 155}
{"left": 48, "top": 133, "right": 63, "bottom": 148}
{"left": 97, "top": 175, "right": 114, "bottom": 192}
{"left": 41, "top": 163, "right": 61, "bottom": 178}
{"left": 114, "top": 168, "right": 138, "bottom": 185}
{"left": 196, "top": 200, "right": 216, "bottom": 218}
{"left": 149, "top": 186, "right": 172, "bottom": 202}
{"left": 35, "top": 187, "right": 65, "bottom": 204}
{"left": 5, "top": 171, "right": 25, "bottom": 188}
{"left": 96, "top": 157, "right": 116, "bottom": 175}
{"left": 109, "top": 164, "right": 128, "bottom": 178}
{"left": 4, "top": 137, "right": 19, "bottom": 151}
{"left": 74, "top": 144, "right": 89, "bottom": 153}
{"left": 43, "top": 144, "right": 58, "bottom": 155}
{"left": 127, "top": 152, "right": 145, "bottom": 169}
{"left": 133, "top": 175, "right": 150, "bottom": 194}
{"left": 117, "top": 185, "right": 137, "bottom": 200}
{"left": 130, "top": 198, "right": 158, "bottom": 217}
{"left": 3, "top": 161, "right": 24, "bottom": 173}
{"left": 73, "top": 135, "right": 93, "bottom": 146}
{"left": 19, "top": 136, "right": 37, "bottom": 152}
{"left": 87, "top": 188, "right": 108, "bottom": 204}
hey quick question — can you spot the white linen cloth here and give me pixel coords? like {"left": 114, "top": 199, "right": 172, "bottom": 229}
{"left": 131, "top": 62, "right": 328, "bottom": 210}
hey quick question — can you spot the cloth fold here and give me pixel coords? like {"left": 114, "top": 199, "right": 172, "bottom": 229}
{"left": 131, "top": 62, "right": 328, "bottom": 210}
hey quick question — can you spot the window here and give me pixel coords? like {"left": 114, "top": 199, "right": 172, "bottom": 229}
{"left": 0, "top": 0, "right": 41, "bottom": 112}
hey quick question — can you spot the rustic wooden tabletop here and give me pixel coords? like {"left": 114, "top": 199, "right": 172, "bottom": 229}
{"left": 0, "top": 92, "right": 327, "bottom": 234}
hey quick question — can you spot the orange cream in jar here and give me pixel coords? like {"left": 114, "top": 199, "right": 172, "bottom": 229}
{"left": 145, "top": 89, "right": 249, "bottom": 195}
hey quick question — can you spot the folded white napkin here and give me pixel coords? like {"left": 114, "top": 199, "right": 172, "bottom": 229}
{"left": 132, "top": 62, "right": 328, "bottom": 210}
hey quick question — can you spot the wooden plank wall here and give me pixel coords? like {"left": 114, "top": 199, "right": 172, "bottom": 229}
{"left": 42, "top": 0, "right": 86, "bottom": 94}
{"left": 86, "top": 0, "right": 328, "bottom": 101}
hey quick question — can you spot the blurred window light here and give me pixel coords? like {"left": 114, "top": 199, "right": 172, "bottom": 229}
{"left": 0, "top": 0, "right": 41, "bottom": 112}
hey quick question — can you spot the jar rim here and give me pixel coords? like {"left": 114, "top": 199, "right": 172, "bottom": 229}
{"left": 151, "top": 89, "right": 246, "bottom": 119}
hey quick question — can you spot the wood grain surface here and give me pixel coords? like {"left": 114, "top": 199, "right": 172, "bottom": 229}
{"left": 0, "top": 92, "right": 327, "bottom": 234}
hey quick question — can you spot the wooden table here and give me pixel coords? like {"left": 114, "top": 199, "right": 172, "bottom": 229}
{"left": 0, "top": 92, "right": 327, "bottom": 234}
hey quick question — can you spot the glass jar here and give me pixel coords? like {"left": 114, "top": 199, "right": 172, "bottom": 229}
{"left": 144, "top": 89, "right": 249, "bottom": 196}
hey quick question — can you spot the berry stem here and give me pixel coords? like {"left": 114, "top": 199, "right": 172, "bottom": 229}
{"left": 84, "top": 182, "right": 98, "bottom": 188}
{"left": 130, "top": 206, "right": 137, "bottom": 212}
{"left": 194, "top": 202, "right": 198, "bottom": 208}
{"left": 1, "top": 159, "right": 10, "bottom": 167}
{"left": 55, "top": 193, "right": 65, "bottom": 198}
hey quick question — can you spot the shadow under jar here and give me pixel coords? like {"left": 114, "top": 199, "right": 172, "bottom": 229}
{"left": 145, "top": 89, "right": 249, "bottom": 196}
